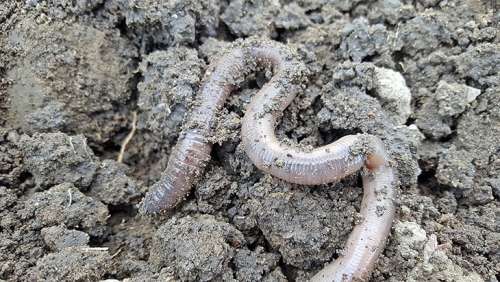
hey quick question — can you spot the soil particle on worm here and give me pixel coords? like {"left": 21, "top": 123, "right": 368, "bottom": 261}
{"left": 1, "top": 0, "right": 499, "bottom": 281}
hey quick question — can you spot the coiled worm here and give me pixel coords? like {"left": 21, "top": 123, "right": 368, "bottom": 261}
{"left": 141, "top": 39, "right": 397, "bottom": 282}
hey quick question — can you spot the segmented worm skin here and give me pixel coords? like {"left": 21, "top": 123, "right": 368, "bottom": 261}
{"left": 141, "top": 47, "right": 248, "bottom": 214}
{"left": 141, "top": 40, "right": 397, "bottom": 282}
{"left": 308, "top": 138, "right": 396, "bottom": 282}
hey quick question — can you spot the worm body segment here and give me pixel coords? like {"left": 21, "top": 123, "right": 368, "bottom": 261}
{"left": 141, "top": 40, "right": 397, "bottom": 282}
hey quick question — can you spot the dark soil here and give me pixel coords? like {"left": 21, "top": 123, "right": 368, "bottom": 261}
{"left": 0, "top": 0, "right": 498, "bottom": 281}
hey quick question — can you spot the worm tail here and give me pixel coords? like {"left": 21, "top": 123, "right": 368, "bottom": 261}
{"left": 141, "top": 131, "right": 211, "bottom": 214}
{"left": 310, "top": 140, "right": 397, "bottom": 282}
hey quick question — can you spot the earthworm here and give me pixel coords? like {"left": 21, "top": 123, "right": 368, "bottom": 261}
{"left": 141, "top": 39, "right": 397, "bottom": 282}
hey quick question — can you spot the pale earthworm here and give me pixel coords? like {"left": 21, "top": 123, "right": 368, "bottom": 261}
{"left": 141, "top": 39, "right": 397, "bottom": 282}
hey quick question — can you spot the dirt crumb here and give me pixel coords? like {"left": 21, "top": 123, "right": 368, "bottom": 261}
{"left": 41, "top": 225, "right": 90, "bottom": 251}
{"left": 19, "top": 183, "right": 109, "bottom": 236}
{"left": 119, "top": 0, "right": 220, "bottom": 48}
{"left": 221, "top": 0, "right": 281, "bottom": 37}
{"left": 89, "top": 159, "right": 141, "bottom": 206}
{"left": 19, "top": 133, "right": 97, "bottom": 189}
{"left": 416, "top": 80, "right": 481, "bottom": 139}
{"left": 246, "top": 177, "right": 359, "bottom": 270}
{"left": 6, "top": 18, "right": 137, "bottom": 144}
{"left": 373, "top": 67, "right": 412, "bottom": 125}
{"left": 137, "top": 47, "right": 204, "bottom": 142}
{"left": 29, "top": 246, "right": 112, "bottom": 281}
{"left": 233, "top": 247, "right": 282, "bottom": 282}
{"left": 150, "top": 215, "right": 245, "bottom": 281}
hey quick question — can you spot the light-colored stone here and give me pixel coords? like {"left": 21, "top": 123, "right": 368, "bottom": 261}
{"left": 374, "top": 67, "right": 412, "bottom": 124}
{"left": 435, "top": 81, "right": 481, "bottom": 117}
{"left": 407, "top": 234, "right": 484, "bottom": 282}
{"left": 394, "top": 222, "right": 484, "bottom": 282}
{"left": 394, "top": 221, "right": 427, "bottom": 259}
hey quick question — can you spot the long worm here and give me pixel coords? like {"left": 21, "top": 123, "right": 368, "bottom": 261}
{"left": 141, "top": 39, "right": 396, "bottom": 281}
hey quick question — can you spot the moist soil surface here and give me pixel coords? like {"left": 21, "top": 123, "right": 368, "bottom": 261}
{"left": 0, "top": 0, "right": 499, "bottom": 281}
